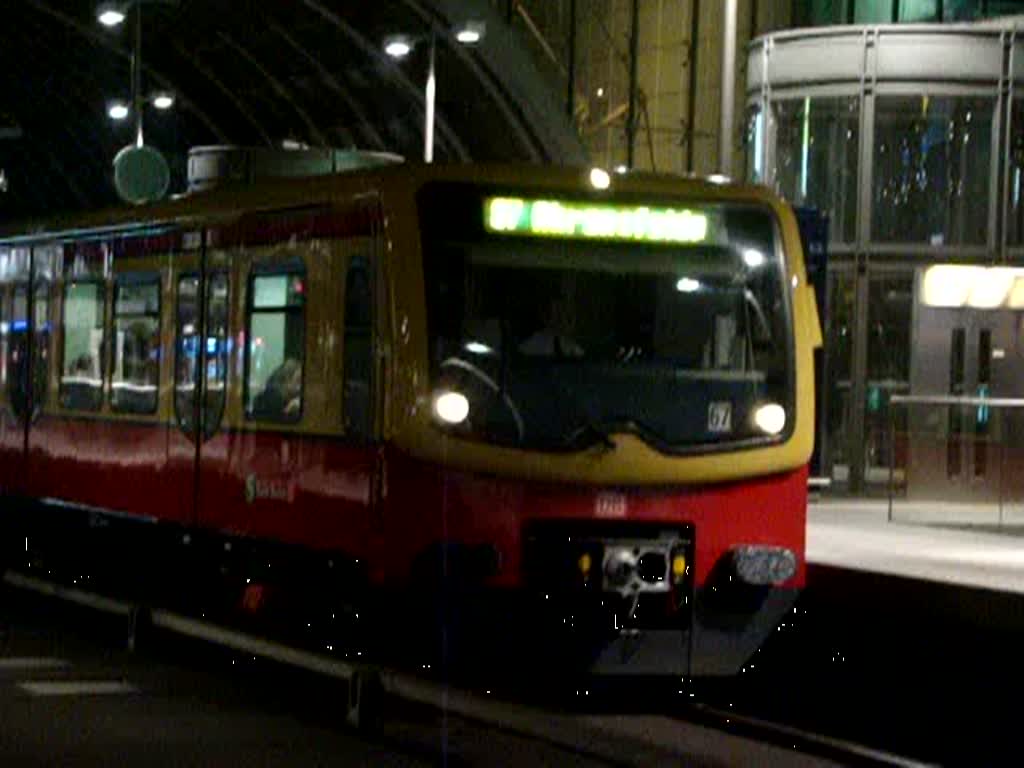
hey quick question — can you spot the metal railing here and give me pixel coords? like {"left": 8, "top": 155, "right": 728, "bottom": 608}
{"left": 887, "top": 394, "right": 1024, "bottom": 529}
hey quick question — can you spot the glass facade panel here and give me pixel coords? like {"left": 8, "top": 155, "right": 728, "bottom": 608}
{"left": 826, "top": 271, "right": 856, "bottom": 484}
{"left": 793, "top": 0, "right": 849, "bottom": 26}
{"left": 864, "top": 274, "right": 913, "bottom": 486}
{"left": 854, "top": 0, "right": 896, "bottom": 22}
{"left": 898, "top": 0, "right": 939, "bottom": 20}
{"left": 743, "top": 105, "right": 765, "bottom": 185}
{"left": 773, "top": 97, "right": 859, "bottom": 243}
{"left": 1007, "top": 101, "right": 1024, "bottom": 246}
{"left": 873, "top": 95, "right": 992, "bottom": 245}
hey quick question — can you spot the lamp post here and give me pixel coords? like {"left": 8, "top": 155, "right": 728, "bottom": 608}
{"left": 96, "top": 1, "right": 178, "bottom": 147}
{"left": 96, "top": 1, "right": 178, "bottom": 203}
{"left": 384, "top": 22, "right": 485, "bottom": 163}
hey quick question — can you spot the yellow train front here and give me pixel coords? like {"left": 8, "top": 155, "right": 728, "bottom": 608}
{"left": 380, "top": 166, "right": 820, "bottom": 677}
{"left": 0, "top": 160, "right": 818, "bottom": 680}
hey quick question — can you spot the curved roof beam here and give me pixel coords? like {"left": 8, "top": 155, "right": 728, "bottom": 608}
{"left": 261, "top": 16, "right": 386, "bottom": 151}
{"left": 401, "top": 0, "right": 540, "bottom": 162}
{"left": 423, "top": 0, "right": 586, "bottom": 164}
{"left": 215, "top": 31, "right": 329, "bottom": 148}
{"left": 299, "top": 0, "right": 470, "bottom": 161}
{"left": 25, "top": 0, "right": 229, "bottom": 144}
{"left": 0, "top": 36, "right": 115, "bottom": 203}
{"left": 166, "top": 39, "right": 274, "bottom": 147}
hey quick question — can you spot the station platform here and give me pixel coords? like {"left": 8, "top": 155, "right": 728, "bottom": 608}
{"left": 807, "top": 498, "right": 1024, "bottom": 595}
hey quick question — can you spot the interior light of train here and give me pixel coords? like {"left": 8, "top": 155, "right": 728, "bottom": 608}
{"left": 676, "top": 277, "right": 701, "bottom": 293}
{"left": 742, "top": 248, "right": 765, "bottom": 268}
{"left": 484, "top": 197, "right": 709, "bottom": 244}
{"left": 433, "top": 390, "right": 470, "bottom": 425}
{"left": 464, "top": 341, "right": 492, "bottom": 355}
{"left": 589, "top": 168, "right": 611, "bottom": 190}
{"left": 753, "top": 403, "right": 786, "bottom": 435}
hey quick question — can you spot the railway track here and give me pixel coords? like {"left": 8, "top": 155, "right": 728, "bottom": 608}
{"left": 1, "top": 567, "right": 933, "bottom": 767}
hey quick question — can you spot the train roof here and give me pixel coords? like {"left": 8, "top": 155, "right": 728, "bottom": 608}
{"left": 0, "top": 162, "right": 785, "bottom": 245}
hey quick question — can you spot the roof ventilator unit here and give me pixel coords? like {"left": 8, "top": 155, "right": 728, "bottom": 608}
{"left": 186, "top": 146, "right": 404, "bottom": 192}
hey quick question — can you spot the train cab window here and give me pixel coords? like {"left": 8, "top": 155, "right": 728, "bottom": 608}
{"left": 111, "top": 276, "right": 160, "bottom": 414}
{"left": 343, "top": 257, "right": 373, "bottom": 439}
{"left": 60, "top": 281, "right": 104, "bottom": 412}
{"left": 245, "top": 270, "right": 305, "bottom": 422}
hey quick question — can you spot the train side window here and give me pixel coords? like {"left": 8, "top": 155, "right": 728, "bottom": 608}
{"left": 111, "top": 276, "right": 161, "bottom": 414}
{"left": 343, "top": 256, "right": 372, "bottom": 439}
{"left": 245, "top": 270, "right": 306, "bottom": 422}
{"left": 60, "top": 281, "right": 104, "bottom": 412}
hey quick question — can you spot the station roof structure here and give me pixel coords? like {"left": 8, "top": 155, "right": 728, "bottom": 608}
{"left": 0, "top": 0, "right": 584, "bottom": 220}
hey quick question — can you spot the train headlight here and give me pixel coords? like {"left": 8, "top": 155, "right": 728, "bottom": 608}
{"left": 732, "top": 545, "right": 797, "bottom": 586}
{"left": 432, "top": 391, "right": 469, "bottom": 425}
{"left": 753, "top": 403, "right": 786, "bottom": 435}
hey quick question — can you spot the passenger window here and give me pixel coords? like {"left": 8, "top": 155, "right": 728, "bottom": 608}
{"left": 111, "top": 276, "right": 160, "bottom": 414}
{"left": 60, "top": 281, "right": 104, "bottom": 412}
{"left": 343, "top": 257, "right": 373, "bottom": 439}
{"left": 245, "top": 270, "right": 305, "bottom": 422}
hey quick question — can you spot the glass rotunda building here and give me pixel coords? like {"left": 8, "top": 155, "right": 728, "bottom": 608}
{"left": 747, "top": 13, "right": 1024, "bottom": 494}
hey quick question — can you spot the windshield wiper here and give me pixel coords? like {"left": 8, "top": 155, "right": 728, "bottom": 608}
{"left": 563, "top": 420, "right": 616, "bottom": 452}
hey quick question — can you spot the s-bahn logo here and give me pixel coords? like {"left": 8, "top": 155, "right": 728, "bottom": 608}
{"left": 595, "top": 492, "right": 627, "bottom": 519}
{"left": 707, "top": 401, "right": 732, "bottom": 433}
{"left": 244, "top": 474, "right": 292, "bottom": 504}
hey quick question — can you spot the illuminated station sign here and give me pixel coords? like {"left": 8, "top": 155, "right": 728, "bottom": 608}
{"left": 484, "top": 197, "right": 709, "bottom": 244}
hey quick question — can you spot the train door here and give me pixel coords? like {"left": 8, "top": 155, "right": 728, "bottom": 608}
{"left": 193, "top": 205, "right": 383, "bottom": 564}
{"left": 168, "top": 233, "right": 229, "bottom": 529}
{"left": 0, "top": 246, "right": 33, "bottom": 498}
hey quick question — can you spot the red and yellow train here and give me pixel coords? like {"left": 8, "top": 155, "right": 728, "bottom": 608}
{"left": 0, "top": 159, "right": 819, "bottom": 677}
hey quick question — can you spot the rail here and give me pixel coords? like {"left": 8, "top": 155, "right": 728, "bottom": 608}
{"left": 887, "top": 395, "right": 1024, "bottom": 527}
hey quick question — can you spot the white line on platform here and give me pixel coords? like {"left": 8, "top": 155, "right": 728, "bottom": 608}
{"left": 17, "top": 681, "right": 137, "bottom": 696}
{"left": 0, "top": 657, "right": 70, "bottom": 670}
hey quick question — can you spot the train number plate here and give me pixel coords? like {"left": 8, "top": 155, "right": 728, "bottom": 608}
{"left": 595, "top": 492, "right": 627, "bottom": 519}
{"left": 707, "top": 401, "right": 732, "bottom": 433}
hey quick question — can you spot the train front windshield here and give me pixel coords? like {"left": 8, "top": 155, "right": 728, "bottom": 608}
{"left": 421, "top": 187, "right": 793, "bottom": 453}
